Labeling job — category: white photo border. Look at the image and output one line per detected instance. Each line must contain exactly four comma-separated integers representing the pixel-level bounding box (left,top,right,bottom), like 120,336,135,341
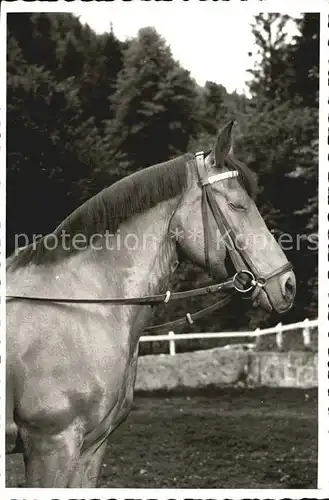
1,0,328,498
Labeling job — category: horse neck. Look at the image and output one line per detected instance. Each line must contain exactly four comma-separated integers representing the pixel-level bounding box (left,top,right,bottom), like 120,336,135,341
6,198,180,302
50,196,180,302
103,198,179,298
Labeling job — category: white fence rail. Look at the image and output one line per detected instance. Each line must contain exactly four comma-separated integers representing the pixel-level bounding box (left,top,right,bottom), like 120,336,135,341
139,318,318,356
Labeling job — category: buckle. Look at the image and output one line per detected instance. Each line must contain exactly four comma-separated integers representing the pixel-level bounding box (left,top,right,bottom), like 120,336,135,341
257,277,267,287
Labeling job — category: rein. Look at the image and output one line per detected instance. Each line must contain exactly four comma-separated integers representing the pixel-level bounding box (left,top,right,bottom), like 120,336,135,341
6,152,293,332
6,272,248,333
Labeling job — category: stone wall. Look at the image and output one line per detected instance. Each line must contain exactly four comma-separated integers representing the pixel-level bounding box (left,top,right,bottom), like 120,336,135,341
135,348,317,391
249,351,318,388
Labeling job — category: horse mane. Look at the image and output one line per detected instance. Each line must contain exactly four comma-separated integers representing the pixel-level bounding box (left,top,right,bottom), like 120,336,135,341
10,154,193,268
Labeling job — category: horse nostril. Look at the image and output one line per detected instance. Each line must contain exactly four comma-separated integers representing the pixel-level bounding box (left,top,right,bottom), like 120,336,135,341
284,277,295,301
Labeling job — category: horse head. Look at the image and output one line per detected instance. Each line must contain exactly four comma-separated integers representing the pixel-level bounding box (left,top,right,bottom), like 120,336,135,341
171,121,296,314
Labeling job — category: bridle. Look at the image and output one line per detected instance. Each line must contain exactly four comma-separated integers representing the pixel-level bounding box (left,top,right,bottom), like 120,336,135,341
194,151,293,308
6,152,293,332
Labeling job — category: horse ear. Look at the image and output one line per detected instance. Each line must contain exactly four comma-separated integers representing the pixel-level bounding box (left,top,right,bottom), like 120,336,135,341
211,121,235,166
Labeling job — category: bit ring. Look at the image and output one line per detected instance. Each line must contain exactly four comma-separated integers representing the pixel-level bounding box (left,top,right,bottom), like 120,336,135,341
233,270,256,293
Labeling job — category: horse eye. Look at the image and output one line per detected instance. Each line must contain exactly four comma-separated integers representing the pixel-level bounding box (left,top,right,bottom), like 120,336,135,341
228,202,246,212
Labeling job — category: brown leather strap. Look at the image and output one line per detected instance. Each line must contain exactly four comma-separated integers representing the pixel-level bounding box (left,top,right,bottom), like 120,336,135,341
143,290,237,333
195,151,246,274
6,276,236,305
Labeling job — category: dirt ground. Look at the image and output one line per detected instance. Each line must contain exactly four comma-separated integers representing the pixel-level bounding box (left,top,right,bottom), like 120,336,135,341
6,387,317,489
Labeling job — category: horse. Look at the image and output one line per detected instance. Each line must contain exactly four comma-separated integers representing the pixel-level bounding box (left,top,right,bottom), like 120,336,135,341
6,121,296,487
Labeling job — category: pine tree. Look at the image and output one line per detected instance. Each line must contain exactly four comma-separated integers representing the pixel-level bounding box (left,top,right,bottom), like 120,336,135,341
7,28,102,253
289,13,319,108
248,14,293,106
57,33,85,80
78,28,124,132
104,27,199,174
201,82,228,135
8,13,59,73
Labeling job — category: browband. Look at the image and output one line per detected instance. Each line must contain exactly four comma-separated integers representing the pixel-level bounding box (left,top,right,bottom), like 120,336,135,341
205,170,239,186
195,151,239,186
